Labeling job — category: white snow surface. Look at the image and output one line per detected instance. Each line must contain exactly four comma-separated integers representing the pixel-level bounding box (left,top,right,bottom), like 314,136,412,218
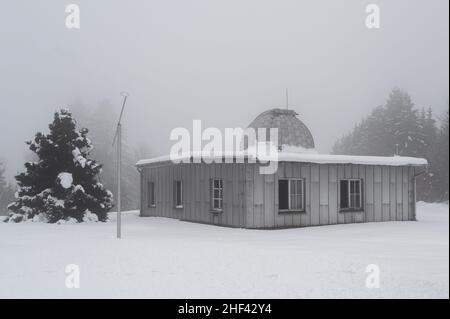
57,172,73,189
280,144,319,154
136,151,428,167
72,148,87,168
0,202,447,298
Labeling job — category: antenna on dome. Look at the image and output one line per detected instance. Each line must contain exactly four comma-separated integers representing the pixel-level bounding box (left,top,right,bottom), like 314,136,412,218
285,88,289,109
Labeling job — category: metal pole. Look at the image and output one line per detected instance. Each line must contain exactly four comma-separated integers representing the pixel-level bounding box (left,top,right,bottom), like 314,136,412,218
113,92,129,239
117,122,122,238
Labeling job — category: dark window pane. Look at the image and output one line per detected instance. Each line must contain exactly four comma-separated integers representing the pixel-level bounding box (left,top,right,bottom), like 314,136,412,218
151,183,155,205
147,182,155,207
176,181,182,206
147,183,150,207
290,180,300,195
213,179,223,189
291,194,301,210
340,180,348,209
350,194,357,208
279,179,289,210
354,194,360,208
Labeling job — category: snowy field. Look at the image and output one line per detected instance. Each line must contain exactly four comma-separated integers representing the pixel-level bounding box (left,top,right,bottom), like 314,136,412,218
0,202,448,299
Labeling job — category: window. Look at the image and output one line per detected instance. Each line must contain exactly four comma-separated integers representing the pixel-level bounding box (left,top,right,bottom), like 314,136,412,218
147,182,155,207
279,179,305,211
211,179,223,211
174,180,183,208
340,179,362,210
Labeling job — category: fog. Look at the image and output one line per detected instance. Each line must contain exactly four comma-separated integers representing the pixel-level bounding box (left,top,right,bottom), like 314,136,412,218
0,0,448,181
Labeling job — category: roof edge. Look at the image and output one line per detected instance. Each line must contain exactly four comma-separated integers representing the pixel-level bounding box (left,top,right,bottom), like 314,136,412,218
136,152,428,167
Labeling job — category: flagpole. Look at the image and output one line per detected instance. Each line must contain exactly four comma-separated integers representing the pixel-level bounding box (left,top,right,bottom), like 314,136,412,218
113,92,129,239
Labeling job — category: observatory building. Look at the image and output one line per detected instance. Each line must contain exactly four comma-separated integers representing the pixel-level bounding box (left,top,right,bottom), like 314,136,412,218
136,108,427,228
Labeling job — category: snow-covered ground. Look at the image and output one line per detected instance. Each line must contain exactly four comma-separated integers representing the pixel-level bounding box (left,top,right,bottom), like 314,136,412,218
0,202,448,298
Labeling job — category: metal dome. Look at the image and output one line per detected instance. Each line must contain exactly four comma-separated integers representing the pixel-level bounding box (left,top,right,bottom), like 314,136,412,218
248,108,315,150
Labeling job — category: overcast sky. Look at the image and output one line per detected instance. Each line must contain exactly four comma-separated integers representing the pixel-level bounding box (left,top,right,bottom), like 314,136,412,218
0,0,448,181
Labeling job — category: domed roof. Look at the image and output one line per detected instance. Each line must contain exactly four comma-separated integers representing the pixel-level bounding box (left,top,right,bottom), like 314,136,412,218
248,108,315,150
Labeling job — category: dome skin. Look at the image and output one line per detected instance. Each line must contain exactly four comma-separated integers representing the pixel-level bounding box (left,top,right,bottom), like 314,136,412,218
247,108,315,149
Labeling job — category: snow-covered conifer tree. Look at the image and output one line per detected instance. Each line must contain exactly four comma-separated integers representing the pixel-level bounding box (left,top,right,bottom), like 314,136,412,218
7,109,113,223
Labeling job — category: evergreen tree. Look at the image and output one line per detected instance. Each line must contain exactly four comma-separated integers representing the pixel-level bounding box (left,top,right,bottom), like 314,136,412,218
431,110,449,201
415,108,438,200
7,109,113,223
384,88,425,156
333,88,442,202
0,161,6,191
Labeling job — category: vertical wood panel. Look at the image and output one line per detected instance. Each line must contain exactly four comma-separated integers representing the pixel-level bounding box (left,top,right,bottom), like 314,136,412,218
374,166,382,222
396,167,403,220
402,166,409,221
245,163,254,228
358,165,367,222
264,170,275,228
343,165,352,223
240,164,246,227
337,165,345,224
389,166,396,221
150,168,155,216
187,164,193,221
409,167,416,221
231,164,239,226
292,163,302,227
319,165,329,225
329,164,338,224
284,162,294,227
253,164,264,227
301,163,311,227
365,166,374,222
382,166,390,221
275,163,285,227
310,164,320,226
224,164,231,226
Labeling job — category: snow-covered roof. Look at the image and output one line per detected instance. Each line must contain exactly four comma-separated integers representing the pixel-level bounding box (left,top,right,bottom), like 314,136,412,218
136,151,428,167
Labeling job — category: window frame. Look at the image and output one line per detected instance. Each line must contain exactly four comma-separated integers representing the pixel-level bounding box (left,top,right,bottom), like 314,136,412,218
174,180,183,209
339,178,363,211
147,181,156,208
278,178,305,213
211,178,223,212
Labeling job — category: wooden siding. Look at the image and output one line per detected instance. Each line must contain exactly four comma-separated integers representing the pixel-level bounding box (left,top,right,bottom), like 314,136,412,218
140,161,247,227
139,161,417,229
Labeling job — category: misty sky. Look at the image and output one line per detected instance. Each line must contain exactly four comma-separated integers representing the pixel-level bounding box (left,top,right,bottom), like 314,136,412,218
0,0,448,181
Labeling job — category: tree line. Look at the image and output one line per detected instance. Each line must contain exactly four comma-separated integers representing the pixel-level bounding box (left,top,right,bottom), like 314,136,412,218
333,88,449,202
